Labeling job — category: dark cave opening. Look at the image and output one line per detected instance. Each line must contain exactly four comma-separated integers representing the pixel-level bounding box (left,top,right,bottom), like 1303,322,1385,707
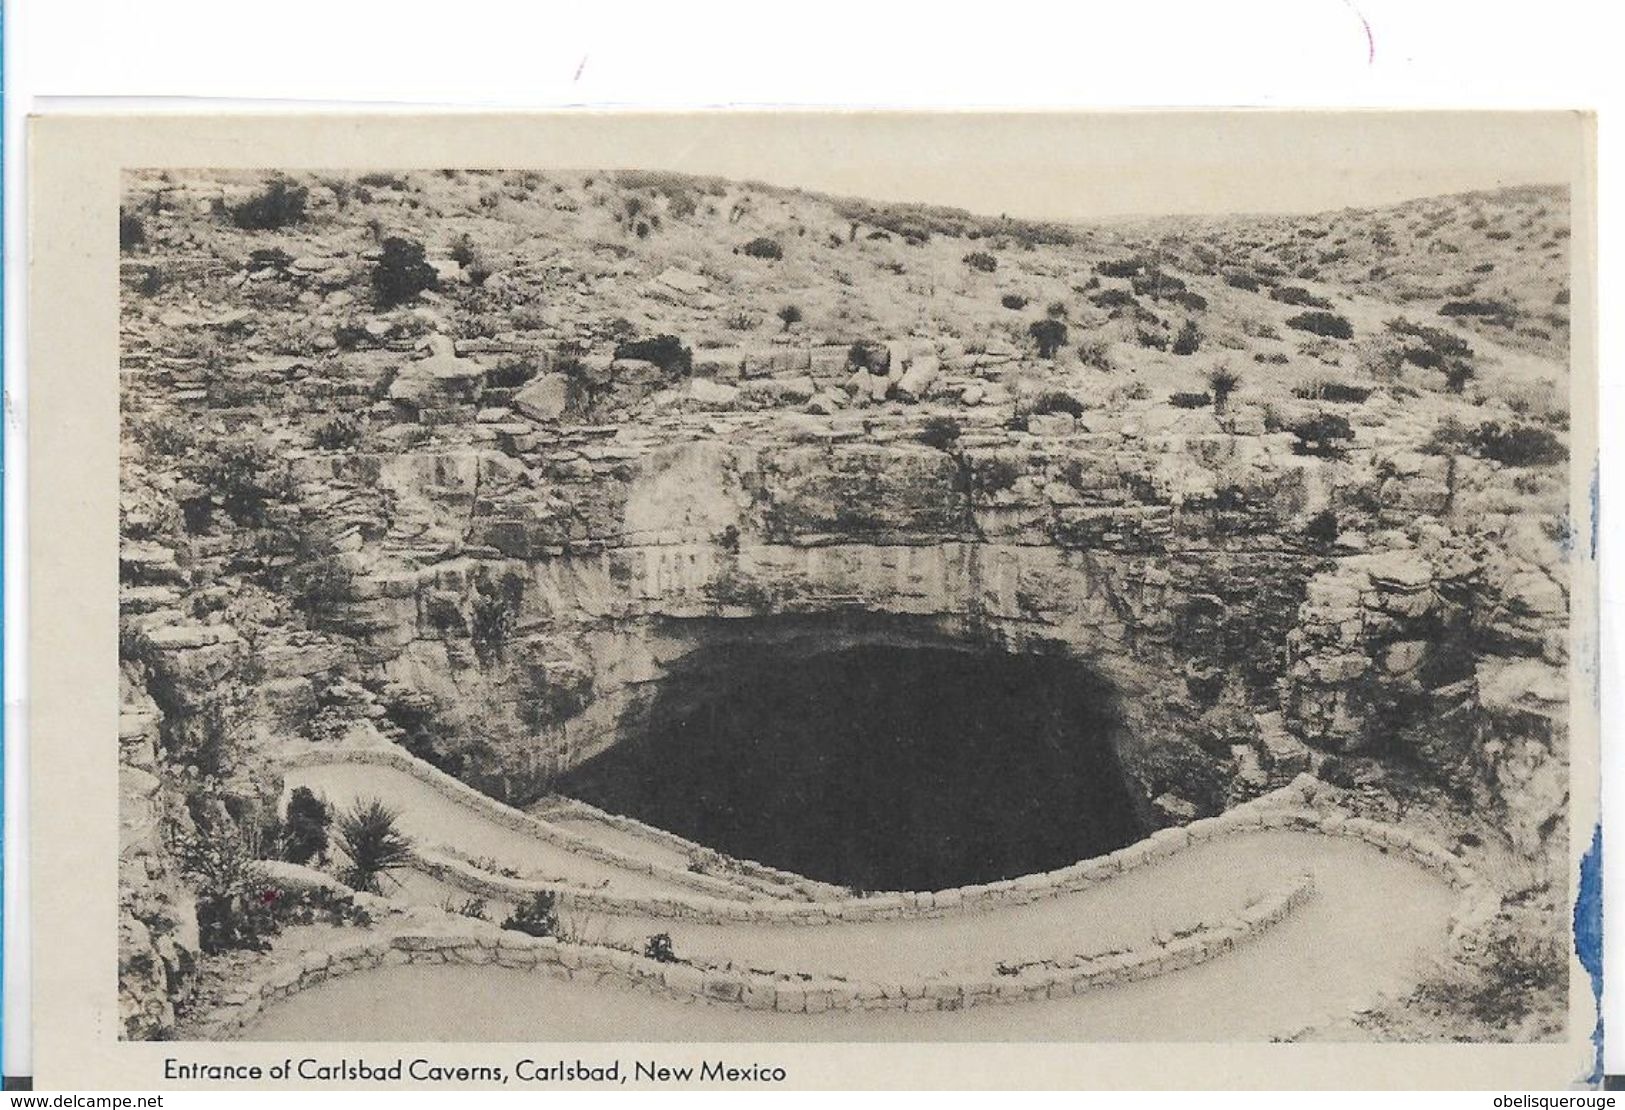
558,633,1150,893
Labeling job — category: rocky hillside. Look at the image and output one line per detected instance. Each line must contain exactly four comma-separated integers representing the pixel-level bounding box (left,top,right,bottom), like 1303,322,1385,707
117,169,1574,1039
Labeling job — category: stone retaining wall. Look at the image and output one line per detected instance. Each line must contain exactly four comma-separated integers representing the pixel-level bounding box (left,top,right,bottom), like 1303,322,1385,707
282,743,776,903
208,873,1316,1035
405,771,1487,929
531,796,850,901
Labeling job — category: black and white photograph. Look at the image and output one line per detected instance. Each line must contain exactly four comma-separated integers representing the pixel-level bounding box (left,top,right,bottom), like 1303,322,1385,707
96,114,1591,1059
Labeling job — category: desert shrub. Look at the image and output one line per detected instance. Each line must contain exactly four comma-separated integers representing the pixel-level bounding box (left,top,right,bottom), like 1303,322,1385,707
120,210,146,251
1096,257,1144,278
1207,367,1242,412
1387,317,1472,358
740,237,783,260
334,798,413,893
1287,412,1355,457
1463,422,1566,467
1131,269,1188,300
1077,339,1113,371
282,787,331,866
1304,508,1340,546
310,414,361,450
1285,311,1354,340
1415,913,1567,1030
176,816,279,955
642,932,678,964
1136,329,1168,351
1224,271,1260,291
230,178,309,231
1292,379,1373,404
1028,317,1069,358
1171,318,1203,356
777,304,803,331
1168,391,1211,410
962,250,997,272
1270,285,1332,309
1170,290,1208,313
1090,288,1137,311
724,311,759,331
501,891,560,938
486,361,537,389
614,334,693,378
372,237,438,308
1440,298,1514,320
1028,390,1085,418
194,438,288,526
1001,293,1029,310
440,896,489,920
133,266,164,297
917,415,962,451
846,342,881,372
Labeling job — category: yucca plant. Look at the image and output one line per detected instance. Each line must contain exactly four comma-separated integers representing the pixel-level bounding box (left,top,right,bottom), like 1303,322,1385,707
334,797,413,893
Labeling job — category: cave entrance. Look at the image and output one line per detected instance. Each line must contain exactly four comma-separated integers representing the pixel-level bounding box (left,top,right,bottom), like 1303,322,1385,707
558,625,1150,893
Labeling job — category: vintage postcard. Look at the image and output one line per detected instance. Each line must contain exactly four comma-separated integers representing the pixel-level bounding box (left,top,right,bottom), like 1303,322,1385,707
29,110,1597,1088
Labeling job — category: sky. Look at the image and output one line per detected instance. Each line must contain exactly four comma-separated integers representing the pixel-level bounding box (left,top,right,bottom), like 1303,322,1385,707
539,110,1587,222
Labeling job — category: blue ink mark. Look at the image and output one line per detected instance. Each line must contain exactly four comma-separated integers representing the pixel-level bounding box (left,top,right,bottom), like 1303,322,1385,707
1590,455,1600,561
1576,825,1602,1085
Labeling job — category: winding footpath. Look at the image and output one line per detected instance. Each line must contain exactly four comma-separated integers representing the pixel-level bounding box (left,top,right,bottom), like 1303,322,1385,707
243,746,1470,1041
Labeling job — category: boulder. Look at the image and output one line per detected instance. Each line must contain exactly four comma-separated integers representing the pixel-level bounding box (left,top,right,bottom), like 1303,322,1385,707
688,378,741,409
513,373,575,422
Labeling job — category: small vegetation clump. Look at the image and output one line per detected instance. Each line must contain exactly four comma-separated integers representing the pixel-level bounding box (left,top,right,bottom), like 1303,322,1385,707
962,250,998,272
1293,379,1373,404
120,210,147,251
1077,339,1113,371
1168,391,1211,410
1425,417,1565,467
501,891,561,938
1001,293,1029,311
917,415,962,451
1027,390,1086,419
230,178,309,231
740,237,783,260
1269,286,1332,309
1285,311,1354,340
1287,411,1356,457
614,334,693,378
310,414,362,450
642,932,679,963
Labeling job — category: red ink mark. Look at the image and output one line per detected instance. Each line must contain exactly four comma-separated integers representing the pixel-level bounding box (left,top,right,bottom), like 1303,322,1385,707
1343,0,1375,64
259,888,281,906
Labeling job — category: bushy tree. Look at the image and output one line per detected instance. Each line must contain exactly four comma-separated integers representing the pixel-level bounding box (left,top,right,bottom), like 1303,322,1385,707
372,237,438,308
282,787,331,866
1029,317,1069,358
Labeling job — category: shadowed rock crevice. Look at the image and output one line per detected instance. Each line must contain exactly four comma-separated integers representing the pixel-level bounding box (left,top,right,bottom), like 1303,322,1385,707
559,635,1149,892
